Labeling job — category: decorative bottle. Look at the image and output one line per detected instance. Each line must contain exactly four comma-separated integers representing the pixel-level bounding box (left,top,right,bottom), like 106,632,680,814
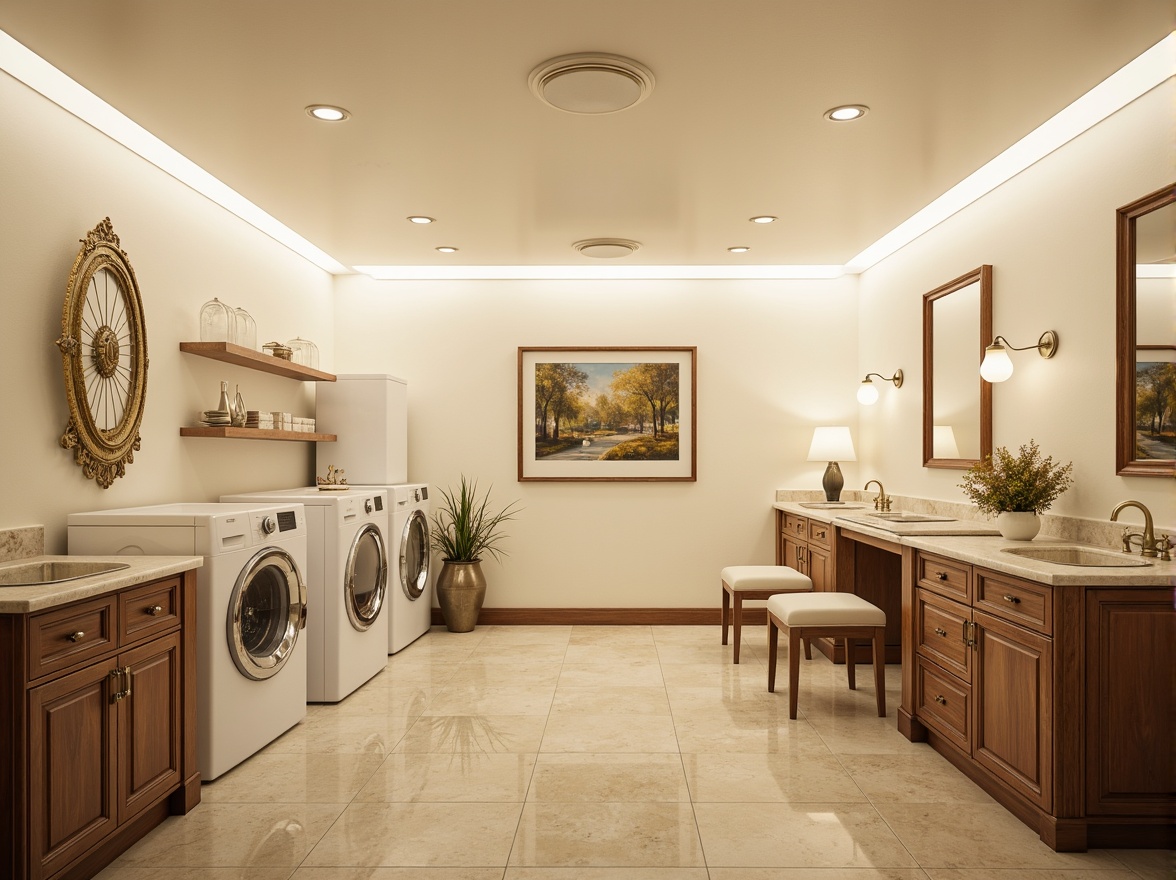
231,385,246,427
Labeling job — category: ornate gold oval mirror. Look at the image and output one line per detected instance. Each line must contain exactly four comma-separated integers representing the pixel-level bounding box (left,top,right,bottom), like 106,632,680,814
1116,184,1175,477
922,265,992,468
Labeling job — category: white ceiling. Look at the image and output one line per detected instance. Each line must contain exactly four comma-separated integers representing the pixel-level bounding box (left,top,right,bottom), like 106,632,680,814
1,1,1171,270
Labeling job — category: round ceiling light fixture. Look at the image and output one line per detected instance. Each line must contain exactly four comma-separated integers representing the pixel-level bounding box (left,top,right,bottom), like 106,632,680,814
435,246,458,253
749,215,777,224
529,53,655,115
824,104,869,122
406,216,435,224
573,238,642,258
305,104,351,122
728,246,751,253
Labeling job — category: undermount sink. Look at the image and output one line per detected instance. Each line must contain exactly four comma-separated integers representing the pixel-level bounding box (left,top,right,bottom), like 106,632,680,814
799,502,867,509
1001,546,1151,568
0,560,130,586
866,512,955,523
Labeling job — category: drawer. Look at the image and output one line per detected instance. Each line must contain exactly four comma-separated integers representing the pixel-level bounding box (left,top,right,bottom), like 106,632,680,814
28,594,117,680
120,577,181,644
784,514,808,539
916,657,971,752
975,570,1051,635
807,519,832,550
915,589,971,681
917,552,971,602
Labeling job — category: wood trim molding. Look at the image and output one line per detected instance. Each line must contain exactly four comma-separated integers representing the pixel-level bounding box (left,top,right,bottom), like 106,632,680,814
429,607,739,626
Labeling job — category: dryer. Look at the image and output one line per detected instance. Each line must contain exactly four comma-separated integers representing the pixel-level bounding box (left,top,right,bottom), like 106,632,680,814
67,502,308,781
352,483,433,652
221,487,389,701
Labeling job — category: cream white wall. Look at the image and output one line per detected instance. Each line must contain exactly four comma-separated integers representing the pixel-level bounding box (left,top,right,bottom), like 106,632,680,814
332,276,860,608
857,81,1175,530
0,72,333,552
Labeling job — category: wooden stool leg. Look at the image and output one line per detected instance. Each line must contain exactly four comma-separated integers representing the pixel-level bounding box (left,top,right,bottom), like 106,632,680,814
873,626,886,717
721,584,730,645
845,637,857,690
803,637,812,660
732,594,743,664
767,615,779,692
788,627,801,719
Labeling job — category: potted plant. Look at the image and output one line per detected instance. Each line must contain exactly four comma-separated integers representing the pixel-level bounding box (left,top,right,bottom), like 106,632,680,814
959,440,1074,540
430,476,521,632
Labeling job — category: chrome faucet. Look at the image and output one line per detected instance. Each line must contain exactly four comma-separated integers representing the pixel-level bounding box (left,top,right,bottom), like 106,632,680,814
864,480,892,512
1110,500,1168,560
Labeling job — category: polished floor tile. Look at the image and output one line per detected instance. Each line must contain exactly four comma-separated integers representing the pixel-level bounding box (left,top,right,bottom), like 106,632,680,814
96,625,1154,878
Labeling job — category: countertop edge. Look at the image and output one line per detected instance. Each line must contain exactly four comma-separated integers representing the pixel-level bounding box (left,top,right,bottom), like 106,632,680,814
0,556,204,613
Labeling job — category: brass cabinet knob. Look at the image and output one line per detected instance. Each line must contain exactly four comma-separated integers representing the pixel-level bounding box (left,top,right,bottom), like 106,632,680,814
68,631,85,642
936,571,948,581
146,604,163,615
934,694,947,705
1002,594,1021,604
934,627,948,637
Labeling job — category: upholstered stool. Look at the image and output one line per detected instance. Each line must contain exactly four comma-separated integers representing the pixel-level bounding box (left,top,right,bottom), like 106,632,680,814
721,565,813,663
766,592,886,720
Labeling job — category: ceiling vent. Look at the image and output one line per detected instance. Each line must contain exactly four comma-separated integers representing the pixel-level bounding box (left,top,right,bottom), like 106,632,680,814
573,238,642,258
529,53,655,114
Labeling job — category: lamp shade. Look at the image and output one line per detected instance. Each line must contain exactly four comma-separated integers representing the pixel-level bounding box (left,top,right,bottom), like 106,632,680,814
856,379,879,405
807,426,856,462
932,425,961,459
980,343,1014,382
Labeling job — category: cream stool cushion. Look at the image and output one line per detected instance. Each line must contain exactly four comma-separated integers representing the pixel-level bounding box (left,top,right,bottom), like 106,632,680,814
721,565,813,592
766,592,886,626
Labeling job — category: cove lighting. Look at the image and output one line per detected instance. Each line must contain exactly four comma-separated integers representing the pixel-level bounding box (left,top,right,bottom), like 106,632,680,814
0,29,349,274
845,32,1175,274
353,265,845,281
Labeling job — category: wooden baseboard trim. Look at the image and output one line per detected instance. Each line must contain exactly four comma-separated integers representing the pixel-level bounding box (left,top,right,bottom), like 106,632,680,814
430,607,744,626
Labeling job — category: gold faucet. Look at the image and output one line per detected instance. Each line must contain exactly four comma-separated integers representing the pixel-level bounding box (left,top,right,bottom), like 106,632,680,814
1110,500,1167,559
864,480,892,512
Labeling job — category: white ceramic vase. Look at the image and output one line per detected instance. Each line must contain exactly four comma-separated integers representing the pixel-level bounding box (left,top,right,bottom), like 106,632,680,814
997,511,1040,541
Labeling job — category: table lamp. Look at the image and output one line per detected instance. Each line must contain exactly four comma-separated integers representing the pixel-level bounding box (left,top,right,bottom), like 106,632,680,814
807,426,856,502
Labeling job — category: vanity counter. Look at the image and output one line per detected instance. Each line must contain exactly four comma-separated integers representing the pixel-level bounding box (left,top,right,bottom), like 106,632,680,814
0,555,203,613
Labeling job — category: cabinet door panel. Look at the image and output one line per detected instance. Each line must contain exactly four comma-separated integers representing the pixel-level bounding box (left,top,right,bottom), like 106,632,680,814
120,633,182,822
808,546,830,592
29,662,117,880
915,589,971,681
974,611,1052,810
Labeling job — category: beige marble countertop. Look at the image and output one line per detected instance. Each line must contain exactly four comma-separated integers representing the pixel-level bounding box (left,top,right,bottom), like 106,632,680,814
0,555,203,613
772,501,1175,586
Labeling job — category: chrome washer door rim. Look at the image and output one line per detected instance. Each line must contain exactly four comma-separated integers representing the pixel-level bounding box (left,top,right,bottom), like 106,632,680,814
345,522,387,631
400,508,431,601
226,546,305,681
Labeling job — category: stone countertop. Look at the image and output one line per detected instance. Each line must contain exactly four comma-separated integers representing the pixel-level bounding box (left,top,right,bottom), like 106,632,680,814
0,555,203,614
772,501,1175,586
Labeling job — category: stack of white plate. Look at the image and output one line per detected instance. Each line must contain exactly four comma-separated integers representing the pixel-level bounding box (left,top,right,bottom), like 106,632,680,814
200,409,231,426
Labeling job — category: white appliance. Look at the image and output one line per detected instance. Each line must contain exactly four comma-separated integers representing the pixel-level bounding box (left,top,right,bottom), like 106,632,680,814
67,502,309,781
315,374,408,485
221,487,390,702
352,483,433,652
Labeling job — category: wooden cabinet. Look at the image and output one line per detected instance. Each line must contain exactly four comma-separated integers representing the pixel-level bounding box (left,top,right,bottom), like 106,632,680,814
1,571,198,880
778,513,830,590
903,551,1174,851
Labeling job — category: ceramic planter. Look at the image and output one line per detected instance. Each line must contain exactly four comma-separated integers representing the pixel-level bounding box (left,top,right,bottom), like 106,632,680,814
435,559,487,632
996,511,1040,541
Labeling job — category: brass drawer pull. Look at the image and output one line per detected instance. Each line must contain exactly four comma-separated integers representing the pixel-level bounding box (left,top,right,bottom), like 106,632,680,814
935,571,948,581
146,604,164,616
68,631,85,643
934,627,948,637
110,668,124,702
934,694,947,705
814,529,826,539
1002,594,1021,604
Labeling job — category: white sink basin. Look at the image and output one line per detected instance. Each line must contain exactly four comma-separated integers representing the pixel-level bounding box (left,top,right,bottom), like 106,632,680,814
866,512,955,523
0,560,130,586
1001,546,1151,568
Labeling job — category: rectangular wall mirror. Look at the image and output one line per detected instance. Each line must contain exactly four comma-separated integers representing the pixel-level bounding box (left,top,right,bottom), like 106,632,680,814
1116,183,1176,477
922,265,992,469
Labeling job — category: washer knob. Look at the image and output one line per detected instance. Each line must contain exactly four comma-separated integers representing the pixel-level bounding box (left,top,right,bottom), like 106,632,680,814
261,515,277,535
364,499,374,514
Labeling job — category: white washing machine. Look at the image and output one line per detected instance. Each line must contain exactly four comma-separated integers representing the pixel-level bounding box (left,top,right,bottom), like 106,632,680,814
352,483,433,653
67,502,308,781
221,487,390,701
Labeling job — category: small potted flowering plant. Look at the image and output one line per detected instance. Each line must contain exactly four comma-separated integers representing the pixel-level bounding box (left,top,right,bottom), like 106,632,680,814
959,440,1074,540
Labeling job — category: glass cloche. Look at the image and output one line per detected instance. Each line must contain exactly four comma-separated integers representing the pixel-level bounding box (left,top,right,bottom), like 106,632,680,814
234,308,257,350
199,297,236,343
287,337,319,369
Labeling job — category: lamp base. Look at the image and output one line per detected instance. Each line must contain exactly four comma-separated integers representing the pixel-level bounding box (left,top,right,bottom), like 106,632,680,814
822,461,844,502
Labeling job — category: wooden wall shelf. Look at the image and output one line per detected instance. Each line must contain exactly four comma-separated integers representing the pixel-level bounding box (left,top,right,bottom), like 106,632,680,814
178,342,336,382
180,427,336,442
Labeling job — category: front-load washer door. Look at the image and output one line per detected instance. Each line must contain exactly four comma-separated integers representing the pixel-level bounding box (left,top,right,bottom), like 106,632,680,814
227,546,307,681
400,508,431,601
345,523,387,631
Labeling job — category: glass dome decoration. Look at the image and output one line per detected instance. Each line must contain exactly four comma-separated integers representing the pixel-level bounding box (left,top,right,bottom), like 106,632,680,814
199,297,236,343
287,337,319,369
234,307,257,350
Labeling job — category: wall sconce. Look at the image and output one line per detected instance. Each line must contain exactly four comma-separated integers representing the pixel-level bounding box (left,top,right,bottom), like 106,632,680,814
856,369,903,405
980,331,1059,382
806,426,857,502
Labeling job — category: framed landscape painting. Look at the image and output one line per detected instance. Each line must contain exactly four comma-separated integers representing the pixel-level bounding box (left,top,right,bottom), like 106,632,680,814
518,346,697,481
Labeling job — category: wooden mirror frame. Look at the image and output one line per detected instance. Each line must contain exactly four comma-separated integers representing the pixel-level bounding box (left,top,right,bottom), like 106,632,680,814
922,265,992,469
1116,183,1176,478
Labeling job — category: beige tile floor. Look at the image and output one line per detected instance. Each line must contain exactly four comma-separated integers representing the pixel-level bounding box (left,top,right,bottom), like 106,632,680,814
98,625,1171,880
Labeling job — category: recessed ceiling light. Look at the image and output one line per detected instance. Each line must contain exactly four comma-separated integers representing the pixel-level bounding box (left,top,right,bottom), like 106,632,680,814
305,104,350,122
406,216,435,224
435,246,458,253
572,238,641,258
824,104,869,122
749,215,777,224
529,53,655,115
728,246,751,253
